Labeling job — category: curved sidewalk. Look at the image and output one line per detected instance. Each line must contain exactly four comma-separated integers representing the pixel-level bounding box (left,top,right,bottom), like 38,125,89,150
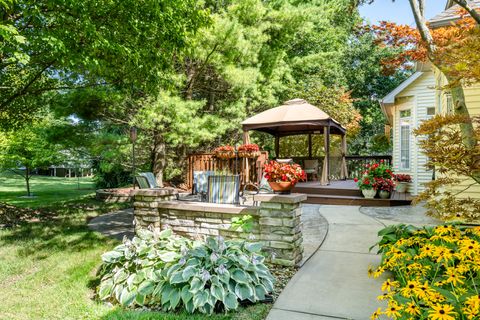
267,205,389,320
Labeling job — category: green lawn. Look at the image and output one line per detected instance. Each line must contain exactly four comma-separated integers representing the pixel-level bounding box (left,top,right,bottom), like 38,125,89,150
0,172,96,207
0,175,272,320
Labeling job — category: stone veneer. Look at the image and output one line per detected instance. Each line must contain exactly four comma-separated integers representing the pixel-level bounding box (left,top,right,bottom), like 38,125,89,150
133,188,306,266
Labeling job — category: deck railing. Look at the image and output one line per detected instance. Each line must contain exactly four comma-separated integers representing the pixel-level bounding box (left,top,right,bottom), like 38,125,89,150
186,153,391,189
186,152,269,190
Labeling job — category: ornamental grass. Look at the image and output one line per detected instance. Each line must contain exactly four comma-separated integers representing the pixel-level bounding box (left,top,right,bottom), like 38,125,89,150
370,224,480,320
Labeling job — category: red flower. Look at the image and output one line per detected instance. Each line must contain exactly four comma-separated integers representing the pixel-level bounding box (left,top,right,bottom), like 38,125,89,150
354,178,359,182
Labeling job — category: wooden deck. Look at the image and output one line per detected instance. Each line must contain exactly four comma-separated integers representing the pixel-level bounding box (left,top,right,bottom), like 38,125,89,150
293,180,413,207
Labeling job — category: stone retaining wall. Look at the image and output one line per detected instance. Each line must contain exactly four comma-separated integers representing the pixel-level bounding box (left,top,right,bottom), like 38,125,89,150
133,189,306,266
96,189,133,203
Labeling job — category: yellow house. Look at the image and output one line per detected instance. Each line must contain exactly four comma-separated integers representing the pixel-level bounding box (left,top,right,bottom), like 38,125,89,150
380,0,480,197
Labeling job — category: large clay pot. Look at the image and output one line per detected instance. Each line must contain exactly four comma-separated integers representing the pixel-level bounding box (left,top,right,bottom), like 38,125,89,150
396,182,408,193
379,190,391,199
268,181,295,194
362,189,377,199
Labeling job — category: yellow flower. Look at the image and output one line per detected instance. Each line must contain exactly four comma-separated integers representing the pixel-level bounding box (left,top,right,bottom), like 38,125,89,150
405,301,421,316
385,301,402,319
416,281,435,300
444,267,465,286
466,295,480,309
371,307,382,320
381,279,399,292
401,280,420,298
428,304,456,320
463,305,479,320
458,239,480,258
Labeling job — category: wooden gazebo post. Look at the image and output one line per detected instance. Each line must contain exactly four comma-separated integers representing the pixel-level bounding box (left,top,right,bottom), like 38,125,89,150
274,136,280,158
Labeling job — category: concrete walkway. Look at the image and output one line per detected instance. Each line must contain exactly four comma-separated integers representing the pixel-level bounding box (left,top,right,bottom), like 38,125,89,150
268,205,390,320
88,208,134,240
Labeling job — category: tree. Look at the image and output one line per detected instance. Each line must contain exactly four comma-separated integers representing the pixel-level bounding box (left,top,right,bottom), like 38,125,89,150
413,115,480,221
0,0,209,128
0,121,64,196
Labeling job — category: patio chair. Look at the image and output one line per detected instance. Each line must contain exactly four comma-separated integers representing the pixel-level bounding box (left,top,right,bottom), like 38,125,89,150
193,170,215,201
139,172,159,188
135,175,151,189
207,175,240,204
304,159,319,182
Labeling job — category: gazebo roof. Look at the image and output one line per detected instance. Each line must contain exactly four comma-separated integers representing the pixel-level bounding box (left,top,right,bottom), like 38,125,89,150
241,98,346,136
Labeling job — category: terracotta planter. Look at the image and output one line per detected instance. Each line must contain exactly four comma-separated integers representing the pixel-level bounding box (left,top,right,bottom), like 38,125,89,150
396,182,408,193
238,151,260,158
268,181,295,194
361,189,376,199
379,190,391,199
215,151,236,160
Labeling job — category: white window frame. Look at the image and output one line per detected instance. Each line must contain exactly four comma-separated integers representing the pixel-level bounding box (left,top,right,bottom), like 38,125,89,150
399,108,411,170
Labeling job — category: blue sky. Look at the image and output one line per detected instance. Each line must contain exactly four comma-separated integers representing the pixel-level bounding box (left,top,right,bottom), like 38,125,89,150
359,1,447,25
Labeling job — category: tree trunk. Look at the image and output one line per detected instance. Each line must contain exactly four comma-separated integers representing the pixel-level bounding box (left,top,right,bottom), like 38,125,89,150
151,130,166,187
447,77,477,149
25,167,31,197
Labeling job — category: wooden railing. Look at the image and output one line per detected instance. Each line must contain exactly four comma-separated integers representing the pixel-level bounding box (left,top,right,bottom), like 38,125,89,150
186,153,391,189
345,155,392,179
186,152,269,190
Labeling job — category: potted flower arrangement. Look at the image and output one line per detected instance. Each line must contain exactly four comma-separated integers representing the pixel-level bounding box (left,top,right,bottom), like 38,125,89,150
354,176,376,199
374,177,396,199
213,145,235,160
263,161,306,194
394,174,411,193
355,160,395,199
237,143,260,158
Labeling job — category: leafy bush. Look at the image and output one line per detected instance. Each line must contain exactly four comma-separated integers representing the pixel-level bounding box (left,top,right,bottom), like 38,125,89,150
370,224,480,319
96,228,275,314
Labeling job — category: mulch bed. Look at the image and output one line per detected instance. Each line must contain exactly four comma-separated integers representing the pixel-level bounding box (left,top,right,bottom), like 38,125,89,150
269,264,298,300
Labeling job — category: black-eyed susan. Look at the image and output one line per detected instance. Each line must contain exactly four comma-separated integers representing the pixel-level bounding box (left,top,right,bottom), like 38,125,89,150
381,279,399,292
385,301,402,319
428,303,456,320
370,307,382,320
401,280,420,298
405,301,421,316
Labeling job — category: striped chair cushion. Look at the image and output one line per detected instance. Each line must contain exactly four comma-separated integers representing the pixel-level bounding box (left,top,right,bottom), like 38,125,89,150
193,171,215,195
207,175,240,204
135,176,151,189
140,172,158,188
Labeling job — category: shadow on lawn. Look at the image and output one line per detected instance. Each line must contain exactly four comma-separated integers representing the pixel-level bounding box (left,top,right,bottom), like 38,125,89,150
0,218,117,259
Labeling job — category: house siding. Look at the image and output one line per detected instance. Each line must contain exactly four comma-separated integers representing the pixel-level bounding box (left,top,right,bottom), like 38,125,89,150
392,71,436,195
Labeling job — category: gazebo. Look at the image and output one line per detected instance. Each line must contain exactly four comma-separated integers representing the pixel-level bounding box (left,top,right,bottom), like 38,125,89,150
241,98,348,185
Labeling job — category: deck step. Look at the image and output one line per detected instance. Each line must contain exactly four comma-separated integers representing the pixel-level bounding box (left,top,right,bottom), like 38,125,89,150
293,186,362,197
303,194,412,207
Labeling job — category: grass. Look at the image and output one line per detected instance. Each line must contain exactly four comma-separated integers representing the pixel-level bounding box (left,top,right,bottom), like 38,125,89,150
0,175,272,320
0,172,96,207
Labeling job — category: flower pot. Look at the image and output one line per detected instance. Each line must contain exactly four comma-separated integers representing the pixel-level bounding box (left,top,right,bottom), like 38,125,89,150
378,190,391,199
268,181,295,194
215,151,236,160
396,182,408,193
238,151,260,158
362,189,376,199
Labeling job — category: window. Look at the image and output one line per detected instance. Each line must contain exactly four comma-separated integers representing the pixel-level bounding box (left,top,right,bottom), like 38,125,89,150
427,107,435,116
400,109,411,118
446,94,453,114
400,109,411,170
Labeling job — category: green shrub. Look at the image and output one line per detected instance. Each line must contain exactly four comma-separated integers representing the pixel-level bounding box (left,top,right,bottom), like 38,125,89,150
96,228,275,314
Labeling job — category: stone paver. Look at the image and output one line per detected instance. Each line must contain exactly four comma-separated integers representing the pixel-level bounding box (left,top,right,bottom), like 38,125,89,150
88,208,134,240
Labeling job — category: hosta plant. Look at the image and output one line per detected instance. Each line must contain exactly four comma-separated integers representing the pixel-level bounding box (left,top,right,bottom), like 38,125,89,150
96,228,275,314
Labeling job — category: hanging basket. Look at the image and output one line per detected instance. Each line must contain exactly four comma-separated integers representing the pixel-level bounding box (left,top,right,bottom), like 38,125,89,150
238,151,261,158
215,151,236,160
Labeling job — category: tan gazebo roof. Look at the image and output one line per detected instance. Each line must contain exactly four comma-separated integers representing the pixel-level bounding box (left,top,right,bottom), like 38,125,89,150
241,98,345,136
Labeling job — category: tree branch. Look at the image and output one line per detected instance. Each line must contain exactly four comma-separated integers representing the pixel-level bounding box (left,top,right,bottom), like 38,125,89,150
408,0,436,60
452,0,480,24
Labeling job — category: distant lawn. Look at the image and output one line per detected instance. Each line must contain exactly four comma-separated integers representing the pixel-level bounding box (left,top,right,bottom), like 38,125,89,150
0,176,272,320
0,172,95,207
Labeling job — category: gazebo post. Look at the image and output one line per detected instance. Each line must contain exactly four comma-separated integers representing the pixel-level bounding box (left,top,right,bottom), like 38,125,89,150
308,133,312,159
274,136,280,158
326,124,330,181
